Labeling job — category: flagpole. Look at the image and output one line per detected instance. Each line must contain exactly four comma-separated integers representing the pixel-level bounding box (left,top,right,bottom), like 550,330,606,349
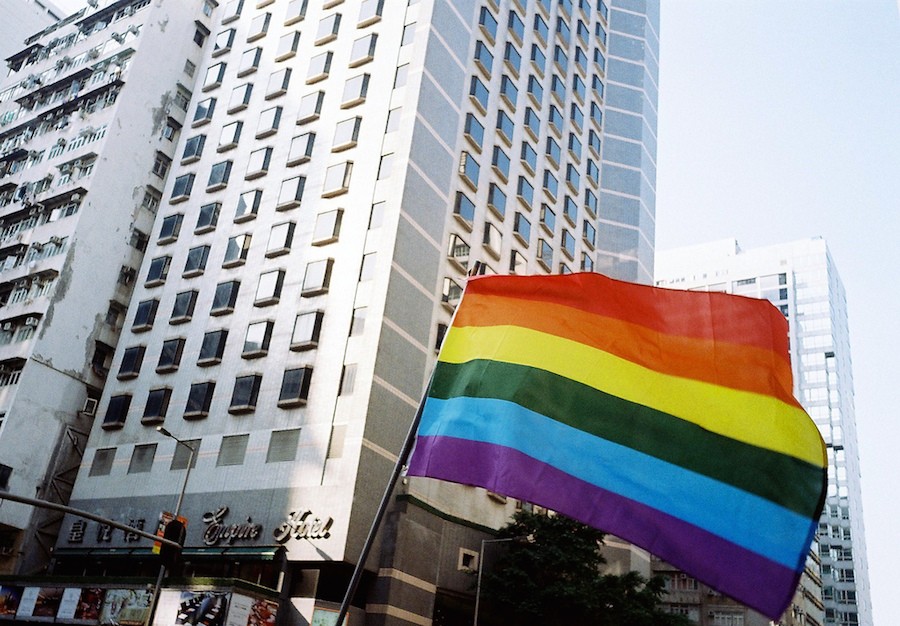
332,265,480,625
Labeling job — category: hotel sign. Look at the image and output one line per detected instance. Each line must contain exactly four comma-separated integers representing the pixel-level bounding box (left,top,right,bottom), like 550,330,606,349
273,510,333,543
201,507,263,546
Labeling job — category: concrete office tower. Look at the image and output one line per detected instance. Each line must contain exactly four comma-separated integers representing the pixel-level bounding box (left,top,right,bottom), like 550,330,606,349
0,0,214,574
656,238,871,626
59,0,660,623
0,0,65,62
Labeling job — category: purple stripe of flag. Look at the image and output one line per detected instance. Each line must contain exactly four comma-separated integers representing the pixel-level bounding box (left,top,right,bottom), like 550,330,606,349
407,435,800,620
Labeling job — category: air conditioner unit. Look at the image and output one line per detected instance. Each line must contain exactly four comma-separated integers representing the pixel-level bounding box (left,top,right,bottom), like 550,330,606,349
79,126,95,137
111,32,125,44
31,243,43,252
82,397,99,416
1,323,12,332
49,236,63,245
71,193,82,201
87,48,100,59
24,317,38,327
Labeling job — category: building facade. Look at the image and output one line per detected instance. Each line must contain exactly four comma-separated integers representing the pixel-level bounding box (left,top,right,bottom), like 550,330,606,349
36,0,661,624
0,0,214,574
0,0,64,62
655,238,871,626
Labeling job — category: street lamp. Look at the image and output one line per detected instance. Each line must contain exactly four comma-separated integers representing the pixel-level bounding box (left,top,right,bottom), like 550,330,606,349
473,534,533,626
147,427,196,626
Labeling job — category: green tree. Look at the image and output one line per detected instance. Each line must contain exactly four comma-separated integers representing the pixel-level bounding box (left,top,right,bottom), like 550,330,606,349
478,510,693,626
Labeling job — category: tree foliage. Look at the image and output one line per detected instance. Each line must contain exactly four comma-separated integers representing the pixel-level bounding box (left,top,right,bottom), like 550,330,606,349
478,510,693,626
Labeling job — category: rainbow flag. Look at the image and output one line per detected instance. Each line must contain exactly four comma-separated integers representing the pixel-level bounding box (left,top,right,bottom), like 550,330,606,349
406,273,827,619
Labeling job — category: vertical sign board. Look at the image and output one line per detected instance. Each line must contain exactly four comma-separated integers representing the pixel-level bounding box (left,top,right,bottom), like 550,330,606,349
153,512,187,555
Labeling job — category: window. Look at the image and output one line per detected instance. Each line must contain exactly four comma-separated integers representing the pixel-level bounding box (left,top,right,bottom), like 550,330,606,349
267,221,295,257
474,41,493,77
211,280,240,315
90,448,116,476
504,42,522,76
581,252,594,272
297,91,325,123
128,444,157,474
386,108,401,132
401,22,416,45
540,203,555,233
588,129,601,155
157,338,185,373
170,290,198,323
312,209,343,245
228,83,253,113
196,202,221,233
235,189,262,222
213,28,235,55
229,375,262,414
564,194,578,223
307,51,333,82
182,135,205,163
117,346,145,380
591,74,604,99
279,367,313,408
203,62,226,90
572,74,586,102
488,184,507,219
247,12,271,41
185,381,215,419
525,75,544,108
442,278,462,307
102,394,131,429
338,363,357,395
152,153,171,178
142,188,162,213
553,45,568,74
238,47,263,76
323,162,352,197
521,141,537,173
496,110,514,144
278,175,306,208
132,299,159,331
575,47,588,74
454,191,476,226
246,147,273,178
142,388,172,424
516,176,535,208
222,0,243,23
316,13,342,44
218,121,242,151
302,258,334,296
570,102,585,131
568,133,583,161
342,73,370,107
170,174,194,202
499,75,518,109
267,429,302,461
590,101,602,127
358,0,384,26
583,220,596,247
259,26,288,56
586,159,599,185
555,17,570,45
514,212,531,245
146,256,171,286
183,245,210,277
585,188,598,216
377,153,394,179
492,146,511,181
566,163,581,190
508,10,525,42
470,76,489,112
170,438,200,470
199,329,228,365
561,229,575,258
531,44,546,75
463,114,485,151
533,14,549,44
193,98,216,126
285,0,307,25
158,214,183,244
255,269,285,306
478,7,498,41
223,233,252,268
524,108,540,140
217,434,249,466
350,33,377,67
291,310,324,350
459,152,479,189
266,68,291,98
393,64,409,89
483,221,502,258
546,136,561,166
243,320,274,357
538,238,553,270
257,106,282,137
350,306,367,335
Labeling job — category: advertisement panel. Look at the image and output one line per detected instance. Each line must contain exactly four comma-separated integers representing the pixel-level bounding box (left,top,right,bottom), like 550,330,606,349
0,586,22,618
98,589,153,626
16,587,63,621
57,588,105,624
224,594,277,626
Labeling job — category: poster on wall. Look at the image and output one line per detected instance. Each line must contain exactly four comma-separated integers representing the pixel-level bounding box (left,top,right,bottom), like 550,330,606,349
174,591,230,626
310,608,346,626
57,588,105,624
0,586,22,619
16,587,63,621
99,589,153,626
224,594,277,626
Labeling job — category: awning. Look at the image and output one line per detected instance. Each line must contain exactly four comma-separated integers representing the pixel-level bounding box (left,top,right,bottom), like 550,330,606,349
53,545,284,561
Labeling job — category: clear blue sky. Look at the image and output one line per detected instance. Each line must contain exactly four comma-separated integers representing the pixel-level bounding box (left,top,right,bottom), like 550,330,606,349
49,0,900,621
657,2,900,622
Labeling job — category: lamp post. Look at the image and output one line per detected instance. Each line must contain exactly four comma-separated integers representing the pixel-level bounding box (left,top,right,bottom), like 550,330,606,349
473,534,533,626
147,427,196,626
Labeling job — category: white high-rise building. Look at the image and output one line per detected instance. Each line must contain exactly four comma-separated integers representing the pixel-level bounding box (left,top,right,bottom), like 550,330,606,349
46,0,660,623
656,238,872,626
0,0,214,574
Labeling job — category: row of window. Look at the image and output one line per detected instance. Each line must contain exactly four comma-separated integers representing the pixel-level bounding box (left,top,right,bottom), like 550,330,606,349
103,365,314,429
89,426,302,477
